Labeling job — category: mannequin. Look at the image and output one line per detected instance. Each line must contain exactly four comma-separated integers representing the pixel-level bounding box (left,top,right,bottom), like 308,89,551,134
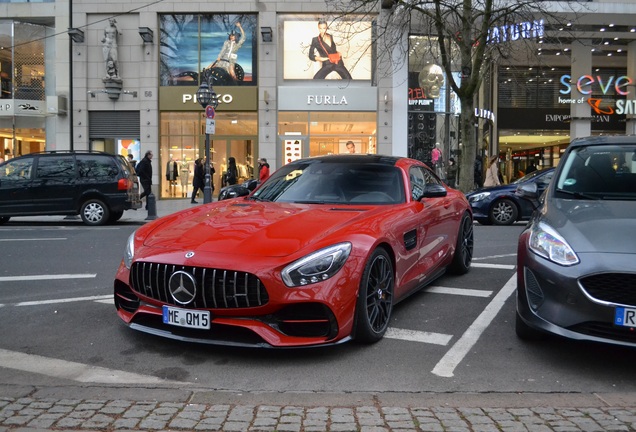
180,159,191,198
165,155,179,197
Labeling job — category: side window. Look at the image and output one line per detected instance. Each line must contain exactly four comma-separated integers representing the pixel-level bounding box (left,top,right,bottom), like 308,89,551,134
0,158,34,181
77,156,118,178
35,157,75,179
409,166,441,200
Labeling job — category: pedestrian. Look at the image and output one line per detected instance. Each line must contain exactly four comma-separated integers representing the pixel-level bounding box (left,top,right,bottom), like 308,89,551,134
483,155,501,187
127,153,137,169
474,155,483,189
225,157,238,186
446,157,458,188
136,150,153,208
258,158,270,183
526,161,537,174
431,143,444,178
191,158,204,204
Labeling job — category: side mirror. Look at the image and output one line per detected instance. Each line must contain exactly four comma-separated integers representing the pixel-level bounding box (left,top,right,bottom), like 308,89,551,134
419,183,447,200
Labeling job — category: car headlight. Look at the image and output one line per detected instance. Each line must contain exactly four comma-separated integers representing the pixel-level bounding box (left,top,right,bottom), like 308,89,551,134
282,242,352,287
468,191,490,203
528,222,579,266
123,231,136,269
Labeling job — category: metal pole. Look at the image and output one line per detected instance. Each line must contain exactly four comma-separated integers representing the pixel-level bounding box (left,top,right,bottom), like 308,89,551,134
204,131,212,203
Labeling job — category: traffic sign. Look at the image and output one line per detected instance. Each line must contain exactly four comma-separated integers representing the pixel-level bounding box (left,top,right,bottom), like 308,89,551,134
205,105,215,119
206,118,216,134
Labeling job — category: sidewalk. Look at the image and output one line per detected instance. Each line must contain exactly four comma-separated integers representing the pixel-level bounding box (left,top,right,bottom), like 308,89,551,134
2,385,636,432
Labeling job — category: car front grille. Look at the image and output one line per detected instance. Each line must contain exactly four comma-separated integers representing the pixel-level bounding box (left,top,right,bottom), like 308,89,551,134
580,273,636,307
130,262,269,309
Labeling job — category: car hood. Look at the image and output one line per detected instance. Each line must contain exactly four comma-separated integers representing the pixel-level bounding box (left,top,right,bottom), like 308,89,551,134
541,198,636,254
141,200,381,257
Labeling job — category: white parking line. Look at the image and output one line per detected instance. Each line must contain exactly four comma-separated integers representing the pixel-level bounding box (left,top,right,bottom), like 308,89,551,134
0,238,67,242
427,286,492,297
0,274,96,282
385,328,452,345
471,263,516,270
0,348,188,384
15,295,111,307
431,273,517,377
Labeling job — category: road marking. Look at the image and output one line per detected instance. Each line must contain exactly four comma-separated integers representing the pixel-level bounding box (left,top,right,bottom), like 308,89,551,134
0,348,188,384
15,295,111,307
472,263,516,270
431,273,517,377
427,286,492,297
0,238,66,242
473,253,516,261
385,328,452,345
0,274,96,282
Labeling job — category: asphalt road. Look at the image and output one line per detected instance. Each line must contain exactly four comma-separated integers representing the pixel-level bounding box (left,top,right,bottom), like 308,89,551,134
2,218,636,397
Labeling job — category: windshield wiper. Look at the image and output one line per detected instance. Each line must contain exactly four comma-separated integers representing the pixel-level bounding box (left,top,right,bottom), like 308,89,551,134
555,188,600,200
293,200,327,204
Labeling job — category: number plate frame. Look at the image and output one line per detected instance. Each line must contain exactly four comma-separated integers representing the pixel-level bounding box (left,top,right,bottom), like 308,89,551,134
162,305,211,330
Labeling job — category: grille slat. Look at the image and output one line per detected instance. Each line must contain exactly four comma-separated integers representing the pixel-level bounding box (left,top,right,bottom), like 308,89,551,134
580,273,636,306
130,262,269,309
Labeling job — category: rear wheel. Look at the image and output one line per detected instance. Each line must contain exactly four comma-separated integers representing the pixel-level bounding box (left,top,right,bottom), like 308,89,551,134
354,248,394,343
80,199,110,226
489,199,518,225
0,216,10,225
448,212,473,274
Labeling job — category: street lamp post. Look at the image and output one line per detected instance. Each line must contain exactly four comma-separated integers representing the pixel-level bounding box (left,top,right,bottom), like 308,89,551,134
196,80,218,204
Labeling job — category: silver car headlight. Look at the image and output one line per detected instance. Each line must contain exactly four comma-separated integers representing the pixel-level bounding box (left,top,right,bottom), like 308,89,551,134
123,231,136,269
469,191,490,203
529,222,579,266
282,242,352,287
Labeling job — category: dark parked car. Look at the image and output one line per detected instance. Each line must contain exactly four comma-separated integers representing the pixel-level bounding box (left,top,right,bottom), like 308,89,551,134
217,178,258,201
516,135,636,347
0,151,141,225
466,168,554,225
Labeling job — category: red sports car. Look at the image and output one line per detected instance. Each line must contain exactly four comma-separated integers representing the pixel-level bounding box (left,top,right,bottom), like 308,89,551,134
114,155,473,348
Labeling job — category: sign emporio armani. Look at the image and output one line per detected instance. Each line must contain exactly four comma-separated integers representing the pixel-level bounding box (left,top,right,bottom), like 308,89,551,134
168,271,197,305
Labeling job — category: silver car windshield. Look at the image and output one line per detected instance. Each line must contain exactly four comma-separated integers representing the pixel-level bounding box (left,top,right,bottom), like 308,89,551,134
556,144,636,200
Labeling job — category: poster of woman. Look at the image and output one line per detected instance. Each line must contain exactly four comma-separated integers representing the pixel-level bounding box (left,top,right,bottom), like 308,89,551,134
283,17,373,81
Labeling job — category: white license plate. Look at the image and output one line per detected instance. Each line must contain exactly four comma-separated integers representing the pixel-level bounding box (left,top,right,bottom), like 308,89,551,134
614,307,636,327
162,306,210,330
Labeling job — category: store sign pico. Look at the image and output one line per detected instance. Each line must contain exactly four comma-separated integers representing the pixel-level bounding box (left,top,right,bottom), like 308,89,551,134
558,74,636,115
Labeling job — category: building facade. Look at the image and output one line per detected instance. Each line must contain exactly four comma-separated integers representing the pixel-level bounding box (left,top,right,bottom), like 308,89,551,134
2,0,636,196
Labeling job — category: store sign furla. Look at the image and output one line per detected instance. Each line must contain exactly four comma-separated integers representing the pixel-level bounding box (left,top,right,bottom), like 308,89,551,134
306,95,348,106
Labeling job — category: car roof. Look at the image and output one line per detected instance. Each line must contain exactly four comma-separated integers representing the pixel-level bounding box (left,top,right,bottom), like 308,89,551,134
570,135,636,148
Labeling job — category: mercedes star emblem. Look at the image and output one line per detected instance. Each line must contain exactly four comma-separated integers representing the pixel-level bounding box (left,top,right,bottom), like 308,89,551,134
168,271,197,305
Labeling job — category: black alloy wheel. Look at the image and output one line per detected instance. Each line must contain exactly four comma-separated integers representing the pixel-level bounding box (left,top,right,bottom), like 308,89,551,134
449,212,474,274
354,248,394,343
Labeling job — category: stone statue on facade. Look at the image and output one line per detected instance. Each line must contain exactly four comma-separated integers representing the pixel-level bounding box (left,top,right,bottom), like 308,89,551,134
101,18,122,83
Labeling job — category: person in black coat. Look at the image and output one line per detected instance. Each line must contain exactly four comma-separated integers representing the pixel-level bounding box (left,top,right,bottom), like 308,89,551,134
225,157,238,186
135,150,153,206
308,20,352,80
191,158,204,204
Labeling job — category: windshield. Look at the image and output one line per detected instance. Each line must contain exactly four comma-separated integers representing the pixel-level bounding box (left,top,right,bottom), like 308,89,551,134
251,160,405,204
555,144,636,200
512,168,550,184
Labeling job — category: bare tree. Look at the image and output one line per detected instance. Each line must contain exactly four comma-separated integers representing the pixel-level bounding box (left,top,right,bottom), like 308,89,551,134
326,0,586,191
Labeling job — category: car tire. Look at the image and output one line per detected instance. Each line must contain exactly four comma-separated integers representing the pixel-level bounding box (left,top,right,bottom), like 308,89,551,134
108,210,124,223
80,199,110,226
0,216,10,225
515,312,545,340
354,248,394,343
489,199,518,225
448,212,473,274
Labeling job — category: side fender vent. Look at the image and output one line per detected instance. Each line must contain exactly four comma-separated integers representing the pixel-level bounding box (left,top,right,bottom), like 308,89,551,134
403,229,417,251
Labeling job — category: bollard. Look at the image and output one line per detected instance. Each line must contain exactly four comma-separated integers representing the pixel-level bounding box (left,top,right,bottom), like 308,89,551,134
145,193,158,220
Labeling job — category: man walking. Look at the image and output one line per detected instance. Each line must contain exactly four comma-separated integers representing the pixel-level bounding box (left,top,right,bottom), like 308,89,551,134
136,150,153,208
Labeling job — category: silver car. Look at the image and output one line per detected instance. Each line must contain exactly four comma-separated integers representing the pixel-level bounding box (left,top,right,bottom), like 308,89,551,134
516,135,636,347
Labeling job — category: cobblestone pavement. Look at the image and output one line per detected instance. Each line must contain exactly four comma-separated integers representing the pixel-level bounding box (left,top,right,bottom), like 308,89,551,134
2,391,636,432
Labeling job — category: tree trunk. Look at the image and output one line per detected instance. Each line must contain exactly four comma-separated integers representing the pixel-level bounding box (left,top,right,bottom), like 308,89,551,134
457,95,476,192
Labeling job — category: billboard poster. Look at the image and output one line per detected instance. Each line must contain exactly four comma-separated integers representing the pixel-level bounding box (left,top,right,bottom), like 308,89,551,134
159,14,258,87
118,139,140,160
283,17,373,81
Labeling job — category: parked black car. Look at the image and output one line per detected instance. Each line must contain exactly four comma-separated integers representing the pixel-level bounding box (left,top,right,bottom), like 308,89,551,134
218,178,258,201
516,135,636,347
0,151,141,225
465,168,554,225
